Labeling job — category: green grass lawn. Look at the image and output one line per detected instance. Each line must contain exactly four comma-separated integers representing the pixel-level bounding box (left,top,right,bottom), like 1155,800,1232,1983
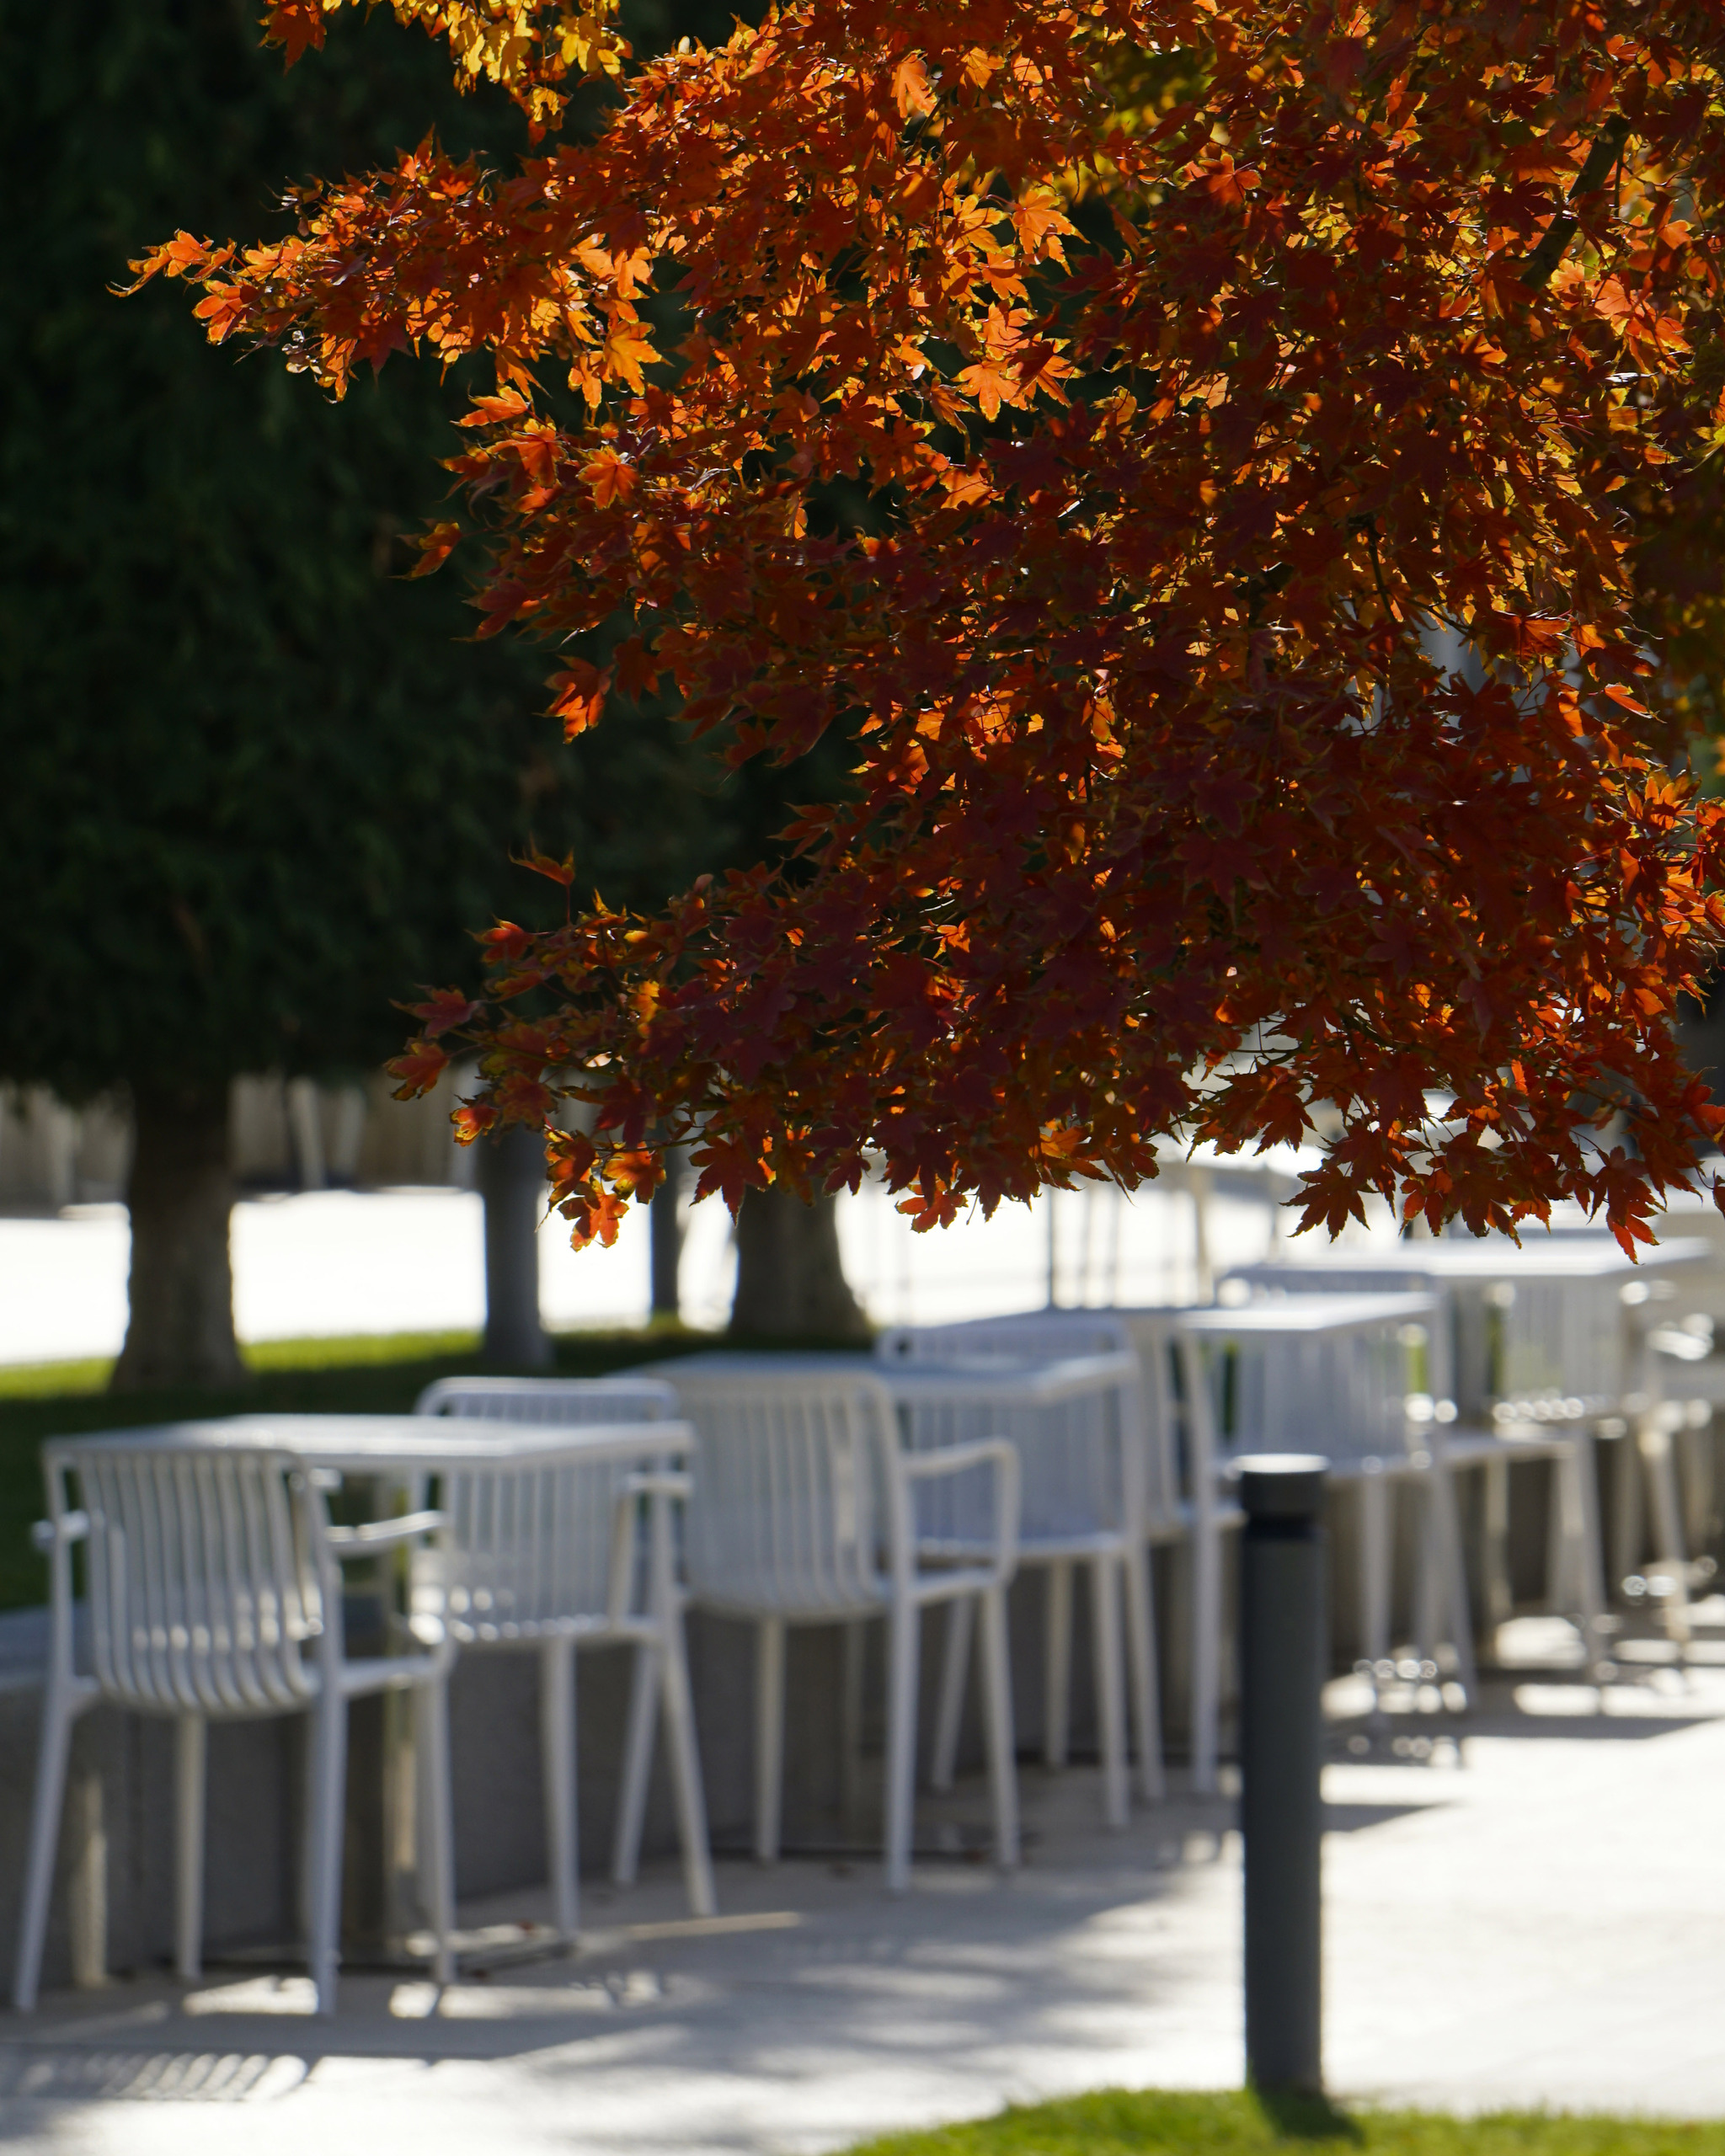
842,2091,1725,2156
0,1326,724,1614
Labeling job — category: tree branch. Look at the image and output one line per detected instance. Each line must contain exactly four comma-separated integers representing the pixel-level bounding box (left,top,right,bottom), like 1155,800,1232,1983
1524,115,1632,291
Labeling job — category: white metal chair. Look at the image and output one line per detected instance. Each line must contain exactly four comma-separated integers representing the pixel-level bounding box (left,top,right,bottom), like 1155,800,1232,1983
14,1435,454,2016
414,1377,713,1933
1222,1246,1706,1669
876,1318,1167,1817
1495,1262,1701,1636
664,1364,1020,1892
1176,1294,1477,1709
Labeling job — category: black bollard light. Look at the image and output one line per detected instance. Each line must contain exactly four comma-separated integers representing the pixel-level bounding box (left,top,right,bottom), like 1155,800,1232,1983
1237,1453,1329,2097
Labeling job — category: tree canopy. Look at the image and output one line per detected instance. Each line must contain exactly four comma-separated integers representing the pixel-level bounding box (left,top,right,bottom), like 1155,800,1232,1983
147,0,1725,1255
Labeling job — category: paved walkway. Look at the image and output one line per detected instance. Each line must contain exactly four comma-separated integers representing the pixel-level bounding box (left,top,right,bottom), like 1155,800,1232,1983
0,1175,1286,1365
3,1650,1725,2153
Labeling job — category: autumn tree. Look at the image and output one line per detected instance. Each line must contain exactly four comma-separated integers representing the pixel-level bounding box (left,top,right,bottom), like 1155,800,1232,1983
150,0,1725,1258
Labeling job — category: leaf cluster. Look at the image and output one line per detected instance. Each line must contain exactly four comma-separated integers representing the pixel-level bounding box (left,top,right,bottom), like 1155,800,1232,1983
151,0,1725,1251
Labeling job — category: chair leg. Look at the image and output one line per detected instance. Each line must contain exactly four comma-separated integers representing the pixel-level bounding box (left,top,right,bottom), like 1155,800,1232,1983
540,1636,579,1940
1482,1456,1513,1636
1359,1470,1391,1703
1043,1559,1072,1768
657,1622,717,1919
1642,1416,1693,1652
174,1716,206,1983
883,1600,921,1894
1611,1423,1643,1598
931,1594,974,1793
1680,1414,1715,1559
611,1641,658,1887
1428,1470,1477,1700
415,1678,457,1984
977,1588,1019,1870
1560,1434,1610,1678
1412,1500,1441,1675
13,1681,80,2013
754,1618,786,1864
1090,1555,1129,1829
307,1682,348,2016
1124,1545,1165,1804
840,1620,866,1833
1189,1514,1222,1796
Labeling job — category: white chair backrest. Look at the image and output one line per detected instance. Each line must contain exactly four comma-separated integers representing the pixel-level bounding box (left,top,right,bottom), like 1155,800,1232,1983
415,1375,678,1423
1219,1263,1455,1401
878,1313,1181,1534
667,1370,901,1618
438,1430,688,1637
1222,1259,1642,1412
52,1442,321,1716
1496,1278,1628,1410
895,1372,1133,1550
1177,1301,1430,1471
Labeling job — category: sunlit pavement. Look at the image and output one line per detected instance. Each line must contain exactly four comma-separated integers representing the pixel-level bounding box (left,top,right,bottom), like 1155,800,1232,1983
0,1175,1286,1366
6,1640,1725,2153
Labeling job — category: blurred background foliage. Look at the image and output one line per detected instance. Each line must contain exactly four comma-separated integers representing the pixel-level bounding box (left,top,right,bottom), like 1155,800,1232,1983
0,0,809,1111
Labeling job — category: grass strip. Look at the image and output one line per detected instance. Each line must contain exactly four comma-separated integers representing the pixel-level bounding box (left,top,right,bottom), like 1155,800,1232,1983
842,2090,1725,2156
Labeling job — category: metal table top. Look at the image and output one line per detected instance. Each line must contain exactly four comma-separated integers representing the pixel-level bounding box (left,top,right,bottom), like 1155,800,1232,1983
43,1412,695,1473
644,1348,1140,1404
1176,1292,1439,1337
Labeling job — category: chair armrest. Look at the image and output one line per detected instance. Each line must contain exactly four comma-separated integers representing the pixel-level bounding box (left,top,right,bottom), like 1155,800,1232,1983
31,1513,88,1554
626,1470,693,1499
325,1509,445,1556
901,1438,1015,1483
903,1438,1020,1588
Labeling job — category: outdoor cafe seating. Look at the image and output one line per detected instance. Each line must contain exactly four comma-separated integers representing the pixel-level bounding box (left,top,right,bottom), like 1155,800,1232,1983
655,1358,1021,1892
12,1408,712,2015
1224,1233,1717,1661
11,1219,1723,2014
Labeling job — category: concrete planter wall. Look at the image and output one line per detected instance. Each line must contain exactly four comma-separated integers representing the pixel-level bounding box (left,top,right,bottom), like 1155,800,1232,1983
0,1565,1193,1998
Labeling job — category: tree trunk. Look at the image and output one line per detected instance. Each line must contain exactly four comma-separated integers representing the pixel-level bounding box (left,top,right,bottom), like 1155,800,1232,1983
478,1124,553,1369
729,1187,870,1342
111,1081,245,1391
649,1148,683,1322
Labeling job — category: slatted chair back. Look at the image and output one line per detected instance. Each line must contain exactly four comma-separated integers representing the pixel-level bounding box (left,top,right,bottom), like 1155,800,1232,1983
51,1441,321,1717
1223,1257,1652,1416
1497,1278,1629,1412
1177,1296,1435,1474
415,1375,678,1424
415,1376,686,1635
877,1314,1179,1540
1220,1263,1456,1401
435,1435,687,1641
899,1375,1130,1556
668,1369,900,1620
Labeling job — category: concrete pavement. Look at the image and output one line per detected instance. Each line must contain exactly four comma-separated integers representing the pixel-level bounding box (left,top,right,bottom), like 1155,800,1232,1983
3,1644,1724,2153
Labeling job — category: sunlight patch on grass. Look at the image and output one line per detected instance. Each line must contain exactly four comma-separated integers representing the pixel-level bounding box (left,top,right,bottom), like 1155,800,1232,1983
0,1358,114,1399
0,1330,486,1398
244,1329,482,1372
